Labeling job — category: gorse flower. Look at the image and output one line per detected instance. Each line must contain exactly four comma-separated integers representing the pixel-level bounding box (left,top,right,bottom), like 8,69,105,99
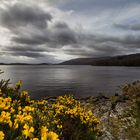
46,131,59,140
0,80,99,140
41,126,59,140
15,80,23,90
23,106,34,113
0,131,4,140
41,126,48,140
0,111,12,127
0,97,11,110
14,113,33,126
22,124,34,138
21,91,28,97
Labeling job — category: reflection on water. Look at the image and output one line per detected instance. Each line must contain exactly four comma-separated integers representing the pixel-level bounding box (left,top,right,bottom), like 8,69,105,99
0,65,140,99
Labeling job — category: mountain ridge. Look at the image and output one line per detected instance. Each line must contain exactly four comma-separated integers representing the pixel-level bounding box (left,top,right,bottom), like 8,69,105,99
59,53,140,66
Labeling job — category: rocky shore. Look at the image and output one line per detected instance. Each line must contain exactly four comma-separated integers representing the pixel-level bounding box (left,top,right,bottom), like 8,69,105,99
79,94,135,140
48,88,140,140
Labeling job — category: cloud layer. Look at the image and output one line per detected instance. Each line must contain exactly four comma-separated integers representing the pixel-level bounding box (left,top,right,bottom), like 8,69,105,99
0,0,140,63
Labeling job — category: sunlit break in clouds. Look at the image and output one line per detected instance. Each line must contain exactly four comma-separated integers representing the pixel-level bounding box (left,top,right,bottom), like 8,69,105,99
0,0,140,63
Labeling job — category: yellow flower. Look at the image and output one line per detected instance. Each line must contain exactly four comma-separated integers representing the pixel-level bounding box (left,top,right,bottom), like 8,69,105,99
32,138,39,140
24,115,33,122
0,111,12,127
15,80,23,89
0,102,5,110
14,113,33,125
0,89,2,95
41,126,59,140
10,107,15,113
22,124,34,138
23,106,34,112
57,124,62,129
0,131,4,140
0,97,11,110
41,126,48,140
21,91,28,97
37,100,47,105
4,97,12,102
13,122,19,129
18,106,22,111
46,131,59,140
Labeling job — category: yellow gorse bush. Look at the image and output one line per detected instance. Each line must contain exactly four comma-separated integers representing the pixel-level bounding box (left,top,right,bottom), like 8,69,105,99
0,80,100,140
0,131,4,140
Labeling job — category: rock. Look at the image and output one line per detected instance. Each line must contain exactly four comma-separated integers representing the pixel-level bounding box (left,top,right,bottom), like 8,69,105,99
80,93,138,140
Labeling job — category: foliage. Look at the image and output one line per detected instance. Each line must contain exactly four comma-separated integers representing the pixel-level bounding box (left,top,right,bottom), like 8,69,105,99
0,74,100,140
122,81,140,139
122,81,140,98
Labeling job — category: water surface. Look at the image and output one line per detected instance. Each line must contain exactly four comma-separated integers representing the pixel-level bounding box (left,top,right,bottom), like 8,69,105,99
0,65,140,99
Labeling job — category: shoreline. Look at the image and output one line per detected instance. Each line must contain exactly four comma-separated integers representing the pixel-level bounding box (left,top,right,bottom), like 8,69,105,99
46,87,139,140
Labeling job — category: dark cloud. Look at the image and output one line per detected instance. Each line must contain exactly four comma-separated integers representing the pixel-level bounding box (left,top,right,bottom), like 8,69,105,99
63,48,94,57
114,23,140,31
11,21,77,46
3,45,47,52
12,33,52,45
125,44,140,49
63,47,124,58
12,37,46,45
68,33,140,57
9,52,46,58
1,44,50,58
0,3,52,30
0,44,57,63
53,22,69,29
83,34,140,47
120,35,140,45
53,29,77,45
91,45,125,56
1,51,45,58
65,44,118,57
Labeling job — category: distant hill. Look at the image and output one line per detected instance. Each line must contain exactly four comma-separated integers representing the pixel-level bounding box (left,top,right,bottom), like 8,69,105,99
60,53,140,66
0,63,50,65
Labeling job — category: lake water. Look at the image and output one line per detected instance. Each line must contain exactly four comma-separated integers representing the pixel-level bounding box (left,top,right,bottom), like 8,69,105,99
0,65,140,99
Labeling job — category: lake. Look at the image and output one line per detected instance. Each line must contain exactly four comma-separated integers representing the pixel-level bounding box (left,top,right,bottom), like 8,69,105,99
0,65,140,99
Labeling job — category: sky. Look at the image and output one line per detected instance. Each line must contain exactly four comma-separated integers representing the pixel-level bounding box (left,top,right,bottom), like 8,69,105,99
0,0,140,63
